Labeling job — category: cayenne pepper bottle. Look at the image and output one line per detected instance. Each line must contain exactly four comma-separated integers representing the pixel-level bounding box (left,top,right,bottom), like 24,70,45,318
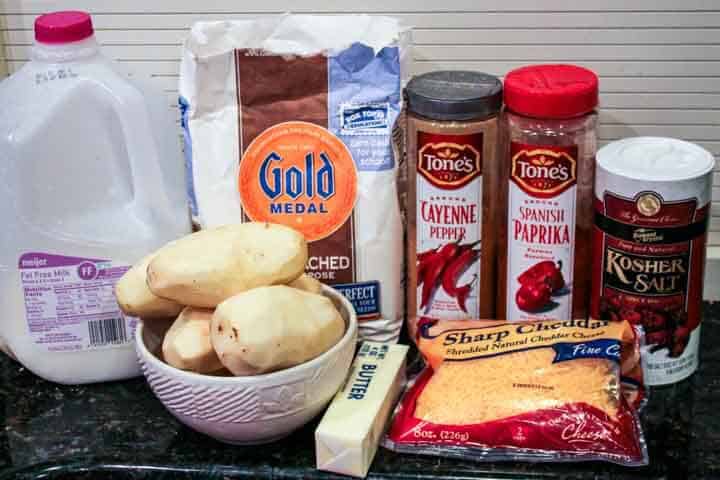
406,71,502,339
498,64,599,321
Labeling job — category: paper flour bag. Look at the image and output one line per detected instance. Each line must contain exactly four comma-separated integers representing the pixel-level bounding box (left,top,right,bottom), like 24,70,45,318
179,15,410,342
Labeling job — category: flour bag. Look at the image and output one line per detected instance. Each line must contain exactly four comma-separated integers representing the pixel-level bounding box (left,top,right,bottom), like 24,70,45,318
179,15,410,342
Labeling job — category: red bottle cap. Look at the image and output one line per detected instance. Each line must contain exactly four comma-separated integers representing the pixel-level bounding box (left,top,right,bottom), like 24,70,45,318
34,11,94,44
504,64,599,119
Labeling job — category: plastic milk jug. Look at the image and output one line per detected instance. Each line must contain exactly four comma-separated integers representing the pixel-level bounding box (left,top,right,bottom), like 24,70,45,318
0,11,191,384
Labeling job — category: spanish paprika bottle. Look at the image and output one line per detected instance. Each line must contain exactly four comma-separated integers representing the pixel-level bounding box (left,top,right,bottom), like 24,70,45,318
497,64,599,321
406,71,502,339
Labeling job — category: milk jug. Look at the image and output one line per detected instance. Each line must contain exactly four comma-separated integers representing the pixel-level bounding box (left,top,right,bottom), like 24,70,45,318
0,11,190,384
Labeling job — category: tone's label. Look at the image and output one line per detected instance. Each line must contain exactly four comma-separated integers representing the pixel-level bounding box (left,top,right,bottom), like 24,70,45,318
506,143,578,321
415,131,483,321
591,191,709,385
18,252,135,352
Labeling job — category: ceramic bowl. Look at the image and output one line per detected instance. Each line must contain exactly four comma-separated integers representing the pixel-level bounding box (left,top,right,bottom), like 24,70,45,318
135,286,357,445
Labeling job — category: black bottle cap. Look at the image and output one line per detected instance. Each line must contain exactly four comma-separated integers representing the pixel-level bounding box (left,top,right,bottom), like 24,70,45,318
406,70,503,121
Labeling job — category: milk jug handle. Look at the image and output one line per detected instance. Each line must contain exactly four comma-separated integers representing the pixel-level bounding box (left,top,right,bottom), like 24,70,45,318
106,85,168,220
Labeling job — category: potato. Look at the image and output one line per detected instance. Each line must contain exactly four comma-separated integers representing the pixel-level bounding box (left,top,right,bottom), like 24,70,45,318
211,286,345,375
162,307,224,373
115,254,183,318
147,222,308,308
288,273,322,294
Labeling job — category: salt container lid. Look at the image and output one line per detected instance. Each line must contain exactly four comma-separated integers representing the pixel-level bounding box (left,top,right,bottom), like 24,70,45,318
597,137,715,182
406,71,503,121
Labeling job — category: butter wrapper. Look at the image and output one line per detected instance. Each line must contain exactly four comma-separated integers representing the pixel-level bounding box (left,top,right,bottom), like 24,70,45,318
315,341,408,478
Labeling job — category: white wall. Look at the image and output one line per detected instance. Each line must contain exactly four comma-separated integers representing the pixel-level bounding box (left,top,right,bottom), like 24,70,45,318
1,0,719,298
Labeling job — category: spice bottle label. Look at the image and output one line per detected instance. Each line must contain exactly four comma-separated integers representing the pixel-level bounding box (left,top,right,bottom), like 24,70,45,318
18,252,136,352
505,142,578,321
591,191,709,385
415,131,483,320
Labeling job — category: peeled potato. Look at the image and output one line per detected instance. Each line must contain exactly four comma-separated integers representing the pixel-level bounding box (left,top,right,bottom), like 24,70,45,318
211,286,344,375
288,273,322,294
162,307,224,373
115,254,183,318
147,222,308,308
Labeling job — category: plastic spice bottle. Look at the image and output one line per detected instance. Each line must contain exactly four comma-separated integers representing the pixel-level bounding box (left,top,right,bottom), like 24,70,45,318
497,64,599,321
406,71,502,338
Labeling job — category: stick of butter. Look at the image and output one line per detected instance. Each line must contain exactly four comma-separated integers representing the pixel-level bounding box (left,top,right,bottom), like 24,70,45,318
315,341,408,478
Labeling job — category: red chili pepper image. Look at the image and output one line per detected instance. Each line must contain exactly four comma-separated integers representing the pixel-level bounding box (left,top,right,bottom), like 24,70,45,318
515,281,552,312
416,235,481,313
417,246,443,287
419,239,462,309
517,260,565,293
416,258,430,287
441,241,480,298
438,241,480,313
456,274,478,313
417,247,439,264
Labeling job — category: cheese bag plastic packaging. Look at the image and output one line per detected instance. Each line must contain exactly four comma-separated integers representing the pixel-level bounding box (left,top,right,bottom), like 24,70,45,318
384,318,649,466
179,15,410,343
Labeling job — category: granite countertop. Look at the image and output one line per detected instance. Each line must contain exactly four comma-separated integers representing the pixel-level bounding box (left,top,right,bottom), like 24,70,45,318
0,303,718,480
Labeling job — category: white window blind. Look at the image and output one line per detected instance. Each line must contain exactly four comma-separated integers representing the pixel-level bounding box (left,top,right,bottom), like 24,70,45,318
2,0,719,296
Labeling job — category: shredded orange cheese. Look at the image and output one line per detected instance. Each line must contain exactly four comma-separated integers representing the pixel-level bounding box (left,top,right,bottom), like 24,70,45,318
416,348,619,425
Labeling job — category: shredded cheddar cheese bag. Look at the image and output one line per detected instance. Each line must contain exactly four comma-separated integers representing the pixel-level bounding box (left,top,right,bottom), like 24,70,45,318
384,318,648,466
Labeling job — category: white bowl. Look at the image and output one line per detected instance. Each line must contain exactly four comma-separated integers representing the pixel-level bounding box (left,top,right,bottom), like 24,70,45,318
135,286,358,445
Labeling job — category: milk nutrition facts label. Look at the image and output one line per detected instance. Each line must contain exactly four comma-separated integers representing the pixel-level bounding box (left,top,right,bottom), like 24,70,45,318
19,252,136,352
